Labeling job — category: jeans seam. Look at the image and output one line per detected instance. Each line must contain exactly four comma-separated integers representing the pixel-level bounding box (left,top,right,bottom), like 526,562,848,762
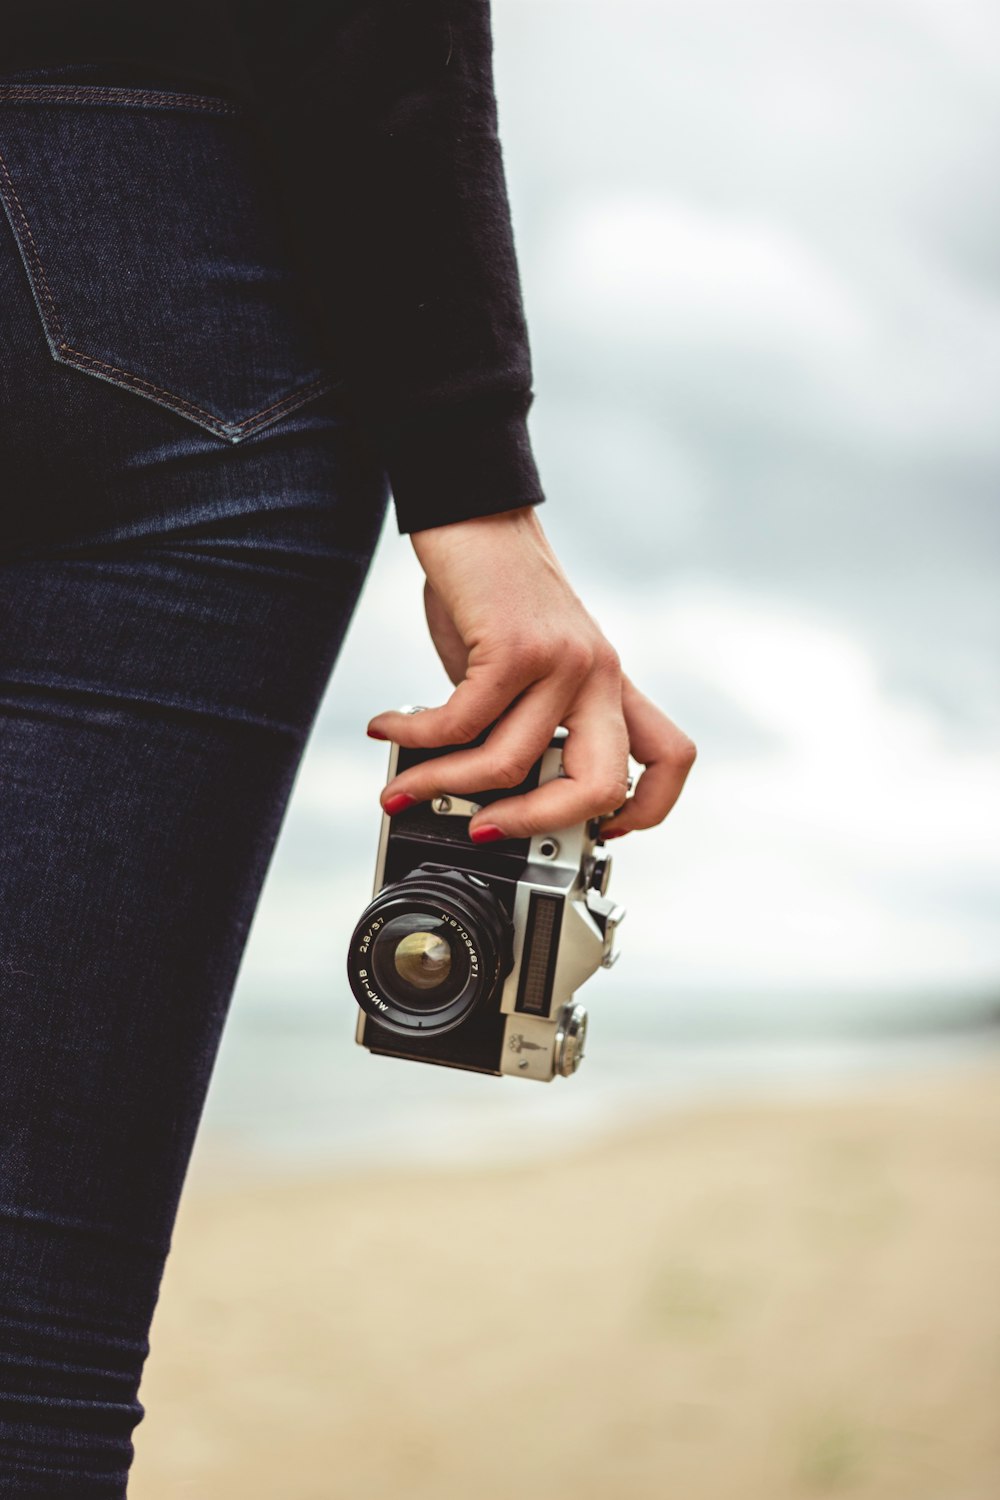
0,107,338,443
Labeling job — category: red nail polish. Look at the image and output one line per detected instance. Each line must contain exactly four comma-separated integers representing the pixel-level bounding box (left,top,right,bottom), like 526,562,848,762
602,830,626,840
470,824,505,844
367,728,389,741
383,792,417,816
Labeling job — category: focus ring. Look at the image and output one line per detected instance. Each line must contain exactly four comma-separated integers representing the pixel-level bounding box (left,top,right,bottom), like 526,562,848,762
348,867,514,1038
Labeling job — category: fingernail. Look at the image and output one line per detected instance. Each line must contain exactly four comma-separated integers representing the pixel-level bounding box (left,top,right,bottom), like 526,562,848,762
470,824,505,844
383,792,417,816
602,830,627,840
367,728,389,741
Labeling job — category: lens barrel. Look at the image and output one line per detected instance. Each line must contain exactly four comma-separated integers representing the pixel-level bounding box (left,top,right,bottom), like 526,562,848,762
348,867,514,1036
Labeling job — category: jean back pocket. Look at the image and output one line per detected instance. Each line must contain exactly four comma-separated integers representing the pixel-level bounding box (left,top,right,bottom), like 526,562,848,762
0,84,342,442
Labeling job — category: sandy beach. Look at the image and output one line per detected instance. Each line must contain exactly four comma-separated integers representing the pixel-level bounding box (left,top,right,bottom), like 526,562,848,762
131,1059,1000,1500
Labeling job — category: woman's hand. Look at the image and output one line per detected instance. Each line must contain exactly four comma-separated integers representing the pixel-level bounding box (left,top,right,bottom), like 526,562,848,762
366,506,696,842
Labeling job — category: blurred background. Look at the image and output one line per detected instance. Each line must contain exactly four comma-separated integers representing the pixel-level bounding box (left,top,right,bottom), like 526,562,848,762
134,2,1000,1496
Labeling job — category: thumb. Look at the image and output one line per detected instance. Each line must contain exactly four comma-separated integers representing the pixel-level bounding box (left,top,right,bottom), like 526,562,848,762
423,580,468,687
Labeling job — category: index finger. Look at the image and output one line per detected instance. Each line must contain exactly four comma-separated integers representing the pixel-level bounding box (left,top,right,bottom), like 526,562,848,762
367,656,538,752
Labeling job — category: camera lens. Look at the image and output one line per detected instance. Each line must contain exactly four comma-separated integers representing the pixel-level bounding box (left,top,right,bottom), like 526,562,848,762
393,930,452,990
348,866,514,1037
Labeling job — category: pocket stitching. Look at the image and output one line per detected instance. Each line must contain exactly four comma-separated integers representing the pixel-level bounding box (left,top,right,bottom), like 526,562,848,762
0,102,340,443
0,85,244,117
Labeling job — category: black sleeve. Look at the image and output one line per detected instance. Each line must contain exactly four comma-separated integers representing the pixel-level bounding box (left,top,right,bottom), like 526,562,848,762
237,0,547,535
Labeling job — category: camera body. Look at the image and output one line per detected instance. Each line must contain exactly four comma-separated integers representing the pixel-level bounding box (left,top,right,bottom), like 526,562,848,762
347,725,625,1081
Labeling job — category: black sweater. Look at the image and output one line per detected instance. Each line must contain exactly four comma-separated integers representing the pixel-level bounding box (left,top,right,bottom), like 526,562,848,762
1,1,546,534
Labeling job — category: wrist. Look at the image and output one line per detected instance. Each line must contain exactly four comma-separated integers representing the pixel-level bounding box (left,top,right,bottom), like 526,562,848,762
410,504,547,568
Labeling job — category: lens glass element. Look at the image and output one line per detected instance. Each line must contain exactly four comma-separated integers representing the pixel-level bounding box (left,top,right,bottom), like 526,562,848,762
393,931,452,991
371,912,467,1013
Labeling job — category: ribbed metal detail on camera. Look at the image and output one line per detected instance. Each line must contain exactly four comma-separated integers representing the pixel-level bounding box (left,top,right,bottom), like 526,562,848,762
553,1003,588,1075
514,891,564,1015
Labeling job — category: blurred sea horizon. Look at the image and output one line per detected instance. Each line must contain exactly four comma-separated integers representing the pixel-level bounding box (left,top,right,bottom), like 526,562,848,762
194,979,1000,1180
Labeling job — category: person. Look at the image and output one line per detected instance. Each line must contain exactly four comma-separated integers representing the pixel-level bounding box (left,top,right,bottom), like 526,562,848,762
0,3,695,1494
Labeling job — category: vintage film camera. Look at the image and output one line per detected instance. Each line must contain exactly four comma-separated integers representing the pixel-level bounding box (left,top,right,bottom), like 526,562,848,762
347,719,626,1081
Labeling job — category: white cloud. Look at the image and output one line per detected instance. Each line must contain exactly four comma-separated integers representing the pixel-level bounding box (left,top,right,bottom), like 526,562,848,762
539,193,872,355
589,577,1000,988
882,0,1000,75
534,186,1000,459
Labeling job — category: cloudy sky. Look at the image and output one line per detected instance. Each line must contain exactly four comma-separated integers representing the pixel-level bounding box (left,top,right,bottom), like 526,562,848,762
238,0,1000,1022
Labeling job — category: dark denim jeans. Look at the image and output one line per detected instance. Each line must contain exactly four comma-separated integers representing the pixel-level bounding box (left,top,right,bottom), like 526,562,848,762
0,67,389,1496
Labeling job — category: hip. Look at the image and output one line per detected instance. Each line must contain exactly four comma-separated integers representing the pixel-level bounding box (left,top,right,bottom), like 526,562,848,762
0,64,382,559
